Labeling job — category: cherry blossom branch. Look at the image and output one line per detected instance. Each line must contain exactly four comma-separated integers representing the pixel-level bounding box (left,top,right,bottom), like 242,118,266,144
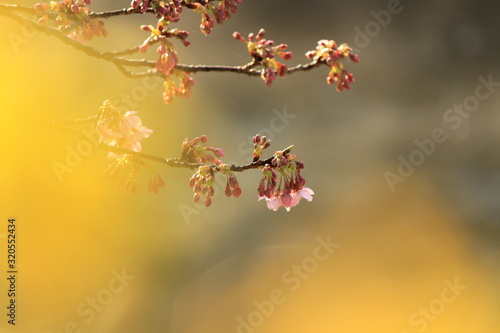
0,6,322,76
43,113,294,173
26,98,313,211
0,7,153,65
88,1,220,19
88,7,151,19
102,143,294,172
0,2,357,92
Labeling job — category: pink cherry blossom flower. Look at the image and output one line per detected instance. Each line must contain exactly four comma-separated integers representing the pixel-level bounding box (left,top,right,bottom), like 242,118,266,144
290,187,314,207
94,101,153,158
258,187,314,212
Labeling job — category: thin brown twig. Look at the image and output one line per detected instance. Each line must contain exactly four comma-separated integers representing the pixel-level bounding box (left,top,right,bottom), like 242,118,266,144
103,143,293,172
114,63,160,78
89,7,148,19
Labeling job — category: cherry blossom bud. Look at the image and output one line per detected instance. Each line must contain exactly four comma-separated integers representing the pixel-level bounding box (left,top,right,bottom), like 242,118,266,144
258,181,265,196
225,184,232,197
158,177,165,188
34,3,49,13
212,147,224,157
281,193,292,207
229,174,238,187
233,31,245,42
279,52,293,60
232,187,241,197
256,29,265,40
189,176,196,188
157,43,166,54
277,63,287,77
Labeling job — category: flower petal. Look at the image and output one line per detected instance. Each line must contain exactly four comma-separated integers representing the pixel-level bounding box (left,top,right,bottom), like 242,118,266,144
266,197,282,211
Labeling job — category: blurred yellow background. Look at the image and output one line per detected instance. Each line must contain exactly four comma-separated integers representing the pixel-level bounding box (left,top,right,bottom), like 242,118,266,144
0,0,499,332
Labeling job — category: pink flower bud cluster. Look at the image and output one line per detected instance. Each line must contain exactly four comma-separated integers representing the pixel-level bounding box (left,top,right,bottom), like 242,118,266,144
34,0,107,42
93,100,153,159
186,0,242,35
162,69,195,104
233,29,292,86
146,163,166,193
105,156,165,194
218,164,241,198
189,165,215,207
131,0,182,22
252,134,271,162
184,136,232,206
140,18,190,51
140,19,189,76
155,40,178,75
258,151,314,212
181,135,224,165
105,155,141,193
306,40,359,92
139,19,193,104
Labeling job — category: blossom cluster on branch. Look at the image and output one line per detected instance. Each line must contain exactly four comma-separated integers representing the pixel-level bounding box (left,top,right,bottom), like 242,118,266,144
233,29,292,86
86,101,313,212
34,0,106,41
14,0,359,103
